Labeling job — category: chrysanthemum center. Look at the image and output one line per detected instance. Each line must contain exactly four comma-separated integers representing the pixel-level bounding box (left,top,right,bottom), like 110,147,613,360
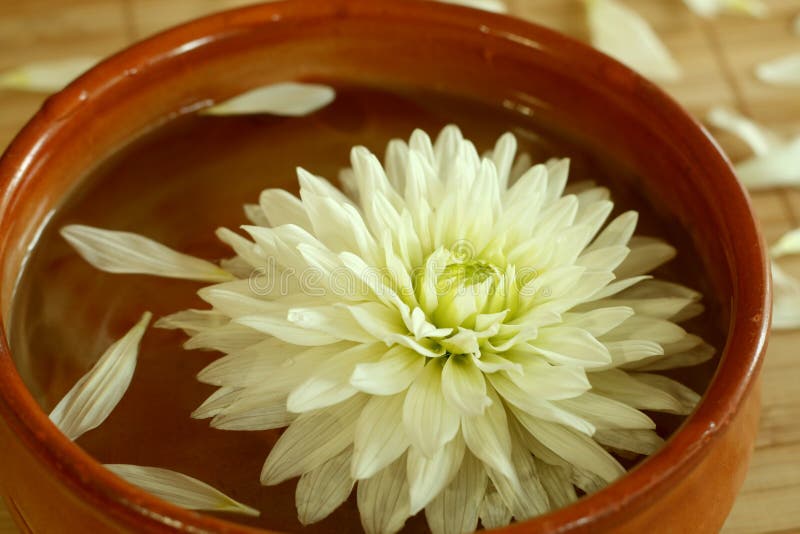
438,259,501,288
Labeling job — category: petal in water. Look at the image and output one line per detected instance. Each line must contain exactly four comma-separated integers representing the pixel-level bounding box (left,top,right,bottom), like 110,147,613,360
203,82,335,117
49,312,151,440
434,0,508,13
756,53,800,87
0,57,97,93
61,225,234,282
586,0,681,82
105,464,259,516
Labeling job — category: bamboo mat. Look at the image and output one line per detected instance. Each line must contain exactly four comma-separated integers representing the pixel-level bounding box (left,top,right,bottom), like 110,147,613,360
0,1,799,533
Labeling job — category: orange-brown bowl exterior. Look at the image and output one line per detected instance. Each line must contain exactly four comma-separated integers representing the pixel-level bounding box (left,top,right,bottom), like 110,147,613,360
0,1,770,533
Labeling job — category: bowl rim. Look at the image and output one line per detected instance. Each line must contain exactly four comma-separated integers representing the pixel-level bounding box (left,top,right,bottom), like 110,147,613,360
0,0,771,532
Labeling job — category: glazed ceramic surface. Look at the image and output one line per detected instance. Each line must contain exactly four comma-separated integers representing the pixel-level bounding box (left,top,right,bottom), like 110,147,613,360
0,1,770,533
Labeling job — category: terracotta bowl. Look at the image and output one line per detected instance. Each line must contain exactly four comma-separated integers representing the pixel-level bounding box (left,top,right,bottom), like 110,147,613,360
0,1,770,533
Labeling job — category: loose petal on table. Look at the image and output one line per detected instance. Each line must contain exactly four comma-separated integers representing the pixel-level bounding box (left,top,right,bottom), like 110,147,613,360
772,228,800,259
756,53,800,87
0,57,97,93
586,0,681,82
683,0,767,18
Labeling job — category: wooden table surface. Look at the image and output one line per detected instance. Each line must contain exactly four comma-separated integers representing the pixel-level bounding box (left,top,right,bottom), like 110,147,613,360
1,1,799,532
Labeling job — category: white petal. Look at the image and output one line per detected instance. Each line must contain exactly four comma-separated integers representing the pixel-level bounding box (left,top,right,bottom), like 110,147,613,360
526,326,612,368
50,312,150,440
771,263,800,329
211,391,294,431
357,456,411,534
505,395,595,436
287,343,383,413
105,464,258,516
210,344,348,416
486,432,549,521
352,394,410,479
261,395,368,484
534,458,576,509
589,369,700,414
154,309,228,335
756,53,800,87
351,345,424,395
434,0,508,13
736,138,800,189
683,0,767,17
235,314,340,345
561,307,634,337
615,237,676,278
204,82,335,116
587,0,681,82
441,356,491,416
288,305,375,344
624,337,715,371
215,227,264,268
243,203,270,226
196,338,303,387
570,467,607,494
424,452,486,534
184,323,266,353
588,211,637,251
192,387,241,419
403,359,460,457
602,315,686,345
61,225,233,282
594,428,664,455
632,372,702,412
555,392,655,430
0,56,97,92
479,482,513,529
407,436,466,514
518,417,625,483
772,228,800,258
260,188,312,229
461,387,516,482
706,106,779,156
498,358,591,400
296,447,355,525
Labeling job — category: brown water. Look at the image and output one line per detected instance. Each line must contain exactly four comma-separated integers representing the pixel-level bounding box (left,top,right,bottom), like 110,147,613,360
8,84,726,533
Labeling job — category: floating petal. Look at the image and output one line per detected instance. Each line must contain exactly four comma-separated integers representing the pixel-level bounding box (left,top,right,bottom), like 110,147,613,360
105,464,259,516
61,225,233,282
204,82,335,116
50,312,150,440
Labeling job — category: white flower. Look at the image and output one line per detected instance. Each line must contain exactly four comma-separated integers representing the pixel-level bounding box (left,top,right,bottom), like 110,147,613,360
65,126,711,534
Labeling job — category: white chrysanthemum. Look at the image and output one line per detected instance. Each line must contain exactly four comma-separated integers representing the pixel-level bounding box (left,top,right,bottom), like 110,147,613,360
65,125,714,534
